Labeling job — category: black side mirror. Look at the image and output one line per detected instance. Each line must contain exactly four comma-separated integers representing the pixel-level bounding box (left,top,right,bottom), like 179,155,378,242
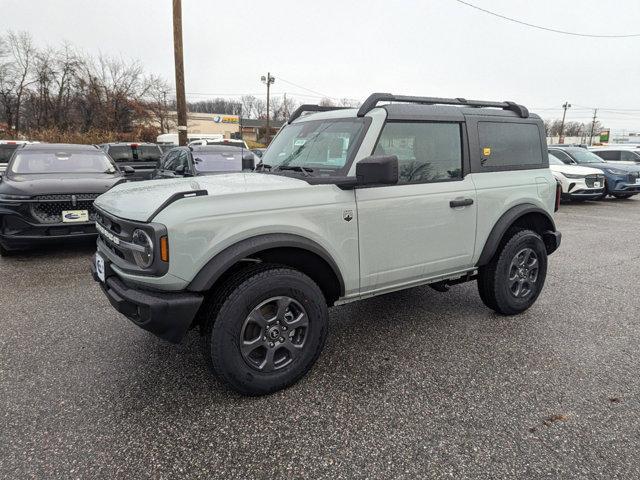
123,166,135,175
242,152,256,170
356,155,398,186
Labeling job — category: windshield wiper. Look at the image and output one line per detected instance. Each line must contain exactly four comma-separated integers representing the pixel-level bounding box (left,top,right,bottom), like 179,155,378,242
275,165,314,176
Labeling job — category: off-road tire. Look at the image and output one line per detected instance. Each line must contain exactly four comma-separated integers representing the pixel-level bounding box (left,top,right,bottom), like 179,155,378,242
477,229,548,315
200,263,328,396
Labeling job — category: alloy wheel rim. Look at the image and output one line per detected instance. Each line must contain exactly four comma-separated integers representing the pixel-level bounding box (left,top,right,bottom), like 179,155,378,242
239,296,308,372
508,247,539,299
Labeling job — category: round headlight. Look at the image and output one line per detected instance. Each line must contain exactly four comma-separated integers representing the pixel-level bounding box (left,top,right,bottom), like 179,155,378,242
132,229,154,268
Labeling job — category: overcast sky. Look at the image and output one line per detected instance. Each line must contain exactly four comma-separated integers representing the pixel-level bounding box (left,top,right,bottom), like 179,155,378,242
4,0,640,131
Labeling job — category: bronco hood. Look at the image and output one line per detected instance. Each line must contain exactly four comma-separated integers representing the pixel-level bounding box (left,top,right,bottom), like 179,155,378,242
94,173,310,222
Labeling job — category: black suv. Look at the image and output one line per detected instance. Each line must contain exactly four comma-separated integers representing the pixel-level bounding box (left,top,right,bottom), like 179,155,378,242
99,143,163,181
0,143,130,255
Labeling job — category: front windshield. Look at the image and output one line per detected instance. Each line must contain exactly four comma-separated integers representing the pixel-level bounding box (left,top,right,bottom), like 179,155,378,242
569,149,603,164
548,153,564,166
261,118,366,174
10,151,116,174
193,151,243,173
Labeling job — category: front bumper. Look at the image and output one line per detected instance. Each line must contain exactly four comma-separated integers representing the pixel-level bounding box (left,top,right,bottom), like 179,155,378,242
0,211,97,250
91,255,203,343
562,188,605,200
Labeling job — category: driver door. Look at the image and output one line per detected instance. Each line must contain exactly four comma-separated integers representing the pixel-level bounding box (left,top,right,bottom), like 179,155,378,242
356,121,477,294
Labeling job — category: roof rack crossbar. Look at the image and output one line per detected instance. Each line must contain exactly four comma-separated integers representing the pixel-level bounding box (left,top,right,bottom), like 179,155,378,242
356,93,529,118
288,104,350,124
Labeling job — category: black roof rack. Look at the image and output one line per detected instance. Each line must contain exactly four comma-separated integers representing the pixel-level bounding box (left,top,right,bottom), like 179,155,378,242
356,93,529,118
288,104,350,124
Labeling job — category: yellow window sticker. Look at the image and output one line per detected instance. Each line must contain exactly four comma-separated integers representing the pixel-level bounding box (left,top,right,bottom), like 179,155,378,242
483,147,491,156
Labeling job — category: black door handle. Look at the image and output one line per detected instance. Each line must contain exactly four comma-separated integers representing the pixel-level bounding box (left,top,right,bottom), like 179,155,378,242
450,198,474,208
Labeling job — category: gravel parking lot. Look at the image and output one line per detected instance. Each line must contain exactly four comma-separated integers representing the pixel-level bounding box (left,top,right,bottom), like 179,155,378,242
2,198,640,479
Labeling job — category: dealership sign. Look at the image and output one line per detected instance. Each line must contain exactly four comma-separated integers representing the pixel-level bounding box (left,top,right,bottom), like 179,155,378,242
213,115,239,124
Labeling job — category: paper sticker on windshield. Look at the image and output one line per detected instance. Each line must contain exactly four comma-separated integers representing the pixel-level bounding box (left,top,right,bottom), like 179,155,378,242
483,147,491,156
294,139,306,147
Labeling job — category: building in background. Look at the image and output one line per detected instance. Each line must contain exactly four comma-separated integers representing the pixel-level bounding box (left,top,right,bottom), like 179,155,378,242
241,118,285,143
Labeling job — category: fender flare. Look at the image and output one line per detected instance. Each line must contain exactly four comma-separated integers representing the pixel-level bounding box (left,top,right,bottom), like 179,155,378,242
187,233,345,295
476,204,557,266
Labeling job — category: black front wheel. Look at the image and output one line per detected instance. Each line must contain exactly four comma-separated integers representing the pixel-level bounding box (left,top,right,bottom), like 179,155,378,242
477,229,548,315
201,264,328,396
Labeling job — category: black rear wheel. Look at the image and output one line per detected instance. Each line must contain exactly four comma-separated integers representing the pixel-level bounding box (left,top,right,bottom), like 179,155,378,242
477,229,548,315
200,263,328,396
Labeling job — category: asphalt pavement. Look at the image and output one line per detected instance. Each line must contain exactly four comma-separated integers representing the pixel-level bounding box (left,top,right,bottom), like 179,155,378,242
2,198,640,479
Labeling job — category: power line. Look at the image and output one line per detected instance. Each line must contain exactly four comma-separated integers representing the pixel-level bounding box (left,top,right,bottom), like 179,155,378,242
454,0,640,38
276,77,334,99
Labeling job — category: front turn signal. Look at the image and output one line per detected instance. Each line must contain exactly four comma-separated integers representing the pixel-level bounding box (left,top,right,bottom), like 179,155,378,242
160,236,169,262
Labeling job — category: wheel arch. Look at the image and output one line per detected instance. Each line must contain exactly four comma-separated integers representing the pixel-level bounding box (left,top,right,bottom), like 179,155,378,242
477,204,558,266
187,233,345,305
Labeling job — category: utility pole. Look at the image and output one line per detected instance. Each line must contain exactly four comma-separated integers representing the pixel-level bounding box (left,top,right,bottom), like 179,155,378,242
172,0,188,146
588,108,598,146
559,101,571,144
261,72,275,144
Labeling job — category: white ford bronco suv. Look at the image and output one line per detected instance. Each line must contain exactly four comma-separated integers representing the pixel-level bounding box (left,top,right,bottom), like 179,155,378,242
91,93,561,395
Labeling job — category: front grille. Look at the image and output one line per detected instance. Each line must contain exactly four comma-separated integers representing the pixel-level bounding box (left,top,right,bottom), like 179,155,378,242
30,194,99,224
628,172,640,184
585,174,605,188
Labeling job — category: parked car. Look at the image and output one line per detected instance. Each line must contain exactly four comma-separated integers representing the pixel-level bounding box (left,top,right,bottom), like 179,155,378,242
589,146,640,164
91,93,561,395
152,145,256,179
549,146,640,199
0,140,37,173
0,143,131,256
188,138,249,149
99,142,163,181
548,152,605,201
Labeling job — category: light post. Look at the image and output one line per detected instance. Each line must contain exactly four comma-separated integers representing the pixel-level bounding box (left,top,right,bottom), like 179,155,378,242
261,73,275,144
559,101,571,144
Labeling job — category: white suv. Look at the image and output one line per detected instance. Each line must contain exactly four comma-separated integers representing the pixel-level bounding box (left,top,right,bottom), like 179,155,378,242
91,93,562,395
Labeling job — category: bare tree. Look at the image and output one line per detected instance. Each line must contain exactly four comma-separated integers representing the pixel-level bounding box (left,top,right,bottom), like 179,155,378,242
318,97,335,107
144,75,174,133
253,98,266,119
240,95,256,118
339,98,361,108
6,31,36,133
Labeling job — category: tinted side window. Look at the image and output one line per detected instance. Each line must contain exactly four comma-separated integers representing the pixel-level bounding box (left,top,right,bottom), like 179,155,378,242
374,122,462,184
548,150,573,164
620,150,640,162
478,122,543,168
595,150,620,161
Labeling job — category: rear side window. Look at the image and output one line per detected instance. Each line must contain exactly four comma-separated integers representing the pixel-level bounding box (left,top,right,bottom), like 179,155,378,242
374,122,462,184
594,150,619,161
620,150,640,161
478,122,543,168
